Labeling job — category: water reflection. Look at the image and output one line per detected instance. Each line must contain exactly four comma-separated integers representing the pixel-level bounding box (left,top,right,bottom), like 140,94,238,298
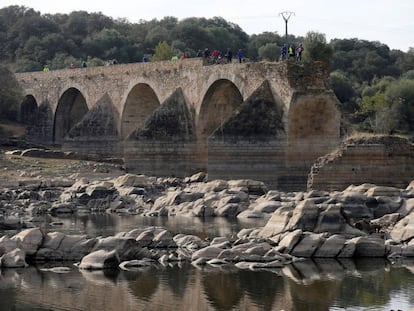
0,259,414,310
126,267,160,301
23,214,267,239
238,269,285,310
202,267,243,310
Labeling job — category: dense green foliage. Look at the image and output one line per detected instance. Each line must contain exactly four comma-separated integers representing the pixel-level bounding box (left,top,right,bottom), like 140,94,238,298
0,5,413,134
0,65,22,121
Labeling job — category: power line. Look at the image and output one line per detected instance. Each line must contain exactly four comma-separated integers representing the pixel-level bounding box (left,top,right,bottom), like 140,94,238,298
279,11,295,42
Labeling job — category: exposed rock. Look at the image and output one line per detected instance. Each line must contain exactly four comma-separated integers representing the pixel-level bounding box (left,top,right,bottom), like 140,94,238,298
253,200,282,213
314,234,347,257
366,186,402,197
259,206,293,238
0,248,28,268
91,236,144,261
353,236,385,257
42,231,65,250
173,234,207,250
191,246,224,262
286,199,320,232
0,216,22,230
135,230,155,247
237,209,266,219
277,229,303,254
396,198,414,218
49,202,76,214
11,228,43,255
151,230,176,248
314,204,346,233
390,212,414,243
291,232,324,257
79,249,120,270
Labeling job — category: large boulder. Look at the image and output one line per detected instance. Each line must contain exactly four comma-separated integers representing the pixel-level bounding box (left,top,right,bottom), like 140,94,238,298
258,206,294,238
286,199,320,232
91,236,144,261
291,232,324,257
353,236,385,257
113,174,154,188
0,248,28,268
79,249,120,269
334,191,373,223
191,246,224,262
314,234,347,257
0,236,19,256
314,204,346,233
11,228,43,255
396,198,414,218
0,216,22,230
151,230,177,248
390,211,414,243
277,229,303,254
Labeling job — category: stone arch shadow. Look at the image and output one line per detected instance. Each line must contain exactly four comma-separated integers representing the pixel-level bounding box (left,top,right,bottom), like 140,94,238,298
123,87,197,177
195,79,244,170
53,87,88,145
120,82,160,140
206,80,288,189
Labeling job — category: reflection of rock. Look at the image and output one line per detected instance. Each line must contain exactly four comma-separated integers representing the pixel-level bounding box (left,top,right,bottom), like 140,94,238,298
128,267,160,300
0,270,20,308
202,270,242,311
0,269,21,289
238,269,284,310
160,263,189,297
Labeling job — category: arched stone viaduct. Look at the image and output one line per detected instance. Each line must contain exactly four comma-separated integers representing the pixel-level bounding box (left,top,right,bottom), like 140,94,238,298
15,58,341,190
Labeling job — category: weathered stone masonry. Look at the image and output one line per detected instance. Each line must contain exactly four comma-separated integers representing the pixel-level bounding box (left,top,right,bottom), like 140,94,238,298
15,59,341,190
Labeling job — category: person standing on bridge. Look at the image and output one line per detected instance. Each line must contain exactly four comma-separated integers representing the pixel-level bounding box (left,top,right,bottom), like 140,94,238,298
225,48,233,64
237,49,244,63
296,43,304,62
288,46,295,60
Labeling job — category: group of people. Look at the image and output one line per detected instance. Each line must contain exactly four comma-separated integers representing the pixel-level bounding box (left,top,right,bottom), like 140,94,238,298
280,43,304,61
43,60,87,72
198,48,245,64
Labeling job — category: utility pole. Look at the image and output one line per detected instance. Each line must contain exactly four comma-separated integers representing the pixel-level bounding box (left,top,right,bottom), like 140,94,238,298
279,11,295,43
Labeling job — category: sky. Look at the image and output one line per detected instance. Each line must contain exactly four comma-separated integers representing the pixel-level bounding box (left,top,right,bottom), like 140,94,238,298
1,0,413,52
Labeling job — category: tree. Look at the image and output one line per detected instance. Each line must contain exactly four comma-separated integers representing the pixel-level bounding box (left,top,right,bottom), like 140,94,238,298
329,70,357,112
0,65,23,121
247,32,282,61
152,41,173,61
83,28,138,63
303,31,333,65
385,79,414,132
258,43,279,62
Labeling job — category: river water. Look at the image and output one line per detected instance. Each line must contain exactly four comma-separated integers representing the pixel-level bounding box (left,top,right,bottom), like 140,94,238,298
1,214,414,311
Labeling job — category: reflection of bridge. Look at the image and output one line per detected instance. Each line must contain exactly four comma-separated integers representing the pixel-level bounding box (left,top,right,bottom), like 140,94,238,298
15,58,340,190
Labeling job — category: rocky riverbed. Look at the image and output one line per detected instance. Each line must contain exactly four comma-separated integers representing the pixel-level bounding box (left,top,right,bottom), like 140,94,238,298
0,147,414,271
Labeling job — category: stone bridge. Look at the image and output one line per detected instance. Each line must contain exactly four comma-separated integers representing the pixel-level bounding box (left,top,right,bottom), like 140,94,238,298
15,58,341,190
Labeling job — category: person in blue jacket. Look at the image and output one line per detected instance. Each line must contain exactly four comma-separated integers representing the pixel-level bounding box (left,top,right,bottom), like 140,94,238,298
237,49,244,63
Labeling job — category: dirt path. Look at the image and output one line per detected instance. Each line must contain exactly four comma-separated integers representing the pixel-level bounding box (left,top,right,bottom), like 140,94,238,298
0,149,125,186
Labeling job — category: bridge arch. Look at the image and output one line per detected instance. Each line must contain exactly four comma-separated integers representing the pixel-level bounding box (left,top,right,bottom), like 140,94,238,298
53,87,88,144
20,95,38,125
197,79,243,140
121,83,160,140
